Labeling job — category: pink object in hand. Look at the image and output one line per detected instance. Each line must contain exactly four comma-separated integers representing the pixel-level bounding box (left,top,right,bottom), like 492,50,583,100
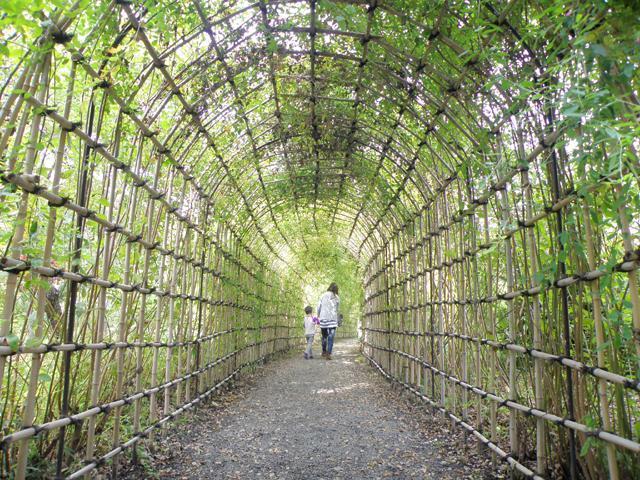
312,316,320,324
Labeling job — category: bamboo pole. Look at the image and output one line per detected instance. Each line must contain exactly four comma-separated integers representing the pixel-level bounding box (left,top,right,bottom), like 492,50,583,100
84,153,117,461
150,171,174,436
111,137,143,478
458,184,468,424
500,185,519,461
614,184,640,373
0,59,47,401
522,166,548,474
55,66,96,478
164,182,187,415
131,152,161,461
15,58,72,480
436,197,446,411
582,199,619,479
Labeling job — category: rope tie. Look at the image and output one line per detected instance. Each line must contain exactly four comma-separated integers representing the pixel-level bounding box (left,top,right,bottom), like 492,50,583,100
68,415,83,427
51,29,74,44
585,428,603,438
31,423,46,437
142,129,157,138
61,121,82,132
49,195,69,209
126,234,143,243
81,208,96,219
539,136,552,149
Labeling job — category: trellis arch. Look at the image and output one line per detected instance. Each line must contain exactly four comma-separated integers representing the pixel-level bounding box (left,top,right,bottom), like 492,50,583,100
0,0,639,478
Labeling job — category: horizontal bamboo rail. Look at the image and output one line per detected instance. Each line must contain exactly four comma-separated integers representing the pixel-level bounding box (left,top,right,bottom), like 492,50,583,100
363,349,544,480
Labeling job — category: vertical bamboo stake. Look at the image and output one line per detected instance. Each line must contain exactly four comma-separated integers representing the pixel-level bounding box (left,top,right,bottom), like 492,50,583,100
436,197,446,411
184,224,197,403
194,204,209,396
0,60,47,399
426,211,435,399
582,200,619,479
85,161,117,461
164,181,186,415
465,190,483,452
132,151,160,461
150,172,174,434
397,235,408,384
384,244,392,374
548,132,577,480
458,187,468,423
57,59,97,479
411,218,420,389
15,60,75,480
112,137,144,478
522,165,547,474
500,188,518,459
175,225,192,406
226,230,234,375
443,194,456,418
204,241,216,389
614,184,640,372
212,225,222,385
419,214,430,395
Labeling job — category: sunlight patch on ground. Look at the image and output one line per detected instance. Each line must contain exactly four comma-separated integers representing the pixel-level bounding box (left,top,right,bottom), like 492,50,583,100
314,382,371,395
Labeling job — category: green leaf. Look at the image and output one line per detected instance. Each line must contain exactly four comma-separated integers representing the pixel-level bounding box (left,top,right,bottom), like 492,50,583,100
604,127,620,140
6,333,20,352
580,437,595,457
267,39,278,54
25,336,43,349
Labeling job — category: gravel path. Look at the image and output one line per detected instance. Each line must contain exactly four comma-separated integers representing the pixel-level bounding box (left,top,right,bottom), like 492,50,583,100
147,339,496,479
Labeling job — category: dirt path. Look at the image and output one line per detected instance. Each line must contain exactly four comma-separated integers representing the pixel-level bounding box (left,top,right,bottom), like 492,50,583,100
144,339,496,479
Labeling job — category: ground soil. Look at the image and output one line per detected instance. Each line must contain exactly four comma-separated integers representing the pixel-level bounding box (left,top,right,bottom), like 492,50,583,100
131,339,505,479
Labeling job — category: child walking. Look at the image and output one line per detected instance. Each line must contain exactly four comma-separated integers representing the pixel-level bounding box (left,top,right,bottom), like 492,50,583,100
303,306,318,359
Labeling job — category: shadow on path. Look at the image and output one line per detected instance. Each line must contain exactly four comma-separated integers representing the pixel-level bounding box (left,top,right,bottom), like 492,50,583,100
147,339,494,479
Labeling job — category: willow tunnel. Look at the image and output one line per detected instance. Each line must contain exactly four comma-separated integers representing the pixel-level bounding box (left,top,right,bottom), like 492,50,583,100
0,0,639,478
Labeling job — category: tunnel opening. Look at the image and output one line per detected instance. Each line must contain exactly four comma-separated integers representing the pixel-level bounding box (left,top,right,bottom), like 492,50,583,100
0,0,639,479
292,234,364,339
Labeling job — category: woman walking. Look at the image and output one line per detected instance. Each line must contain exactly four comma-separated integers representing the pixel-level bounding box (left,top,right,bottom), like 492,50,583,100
317,283,340,360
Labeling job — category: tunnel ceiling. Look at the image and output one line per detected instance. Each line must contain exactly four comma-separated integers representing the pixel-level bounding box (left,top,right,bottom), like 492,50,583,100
7,0,550,271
